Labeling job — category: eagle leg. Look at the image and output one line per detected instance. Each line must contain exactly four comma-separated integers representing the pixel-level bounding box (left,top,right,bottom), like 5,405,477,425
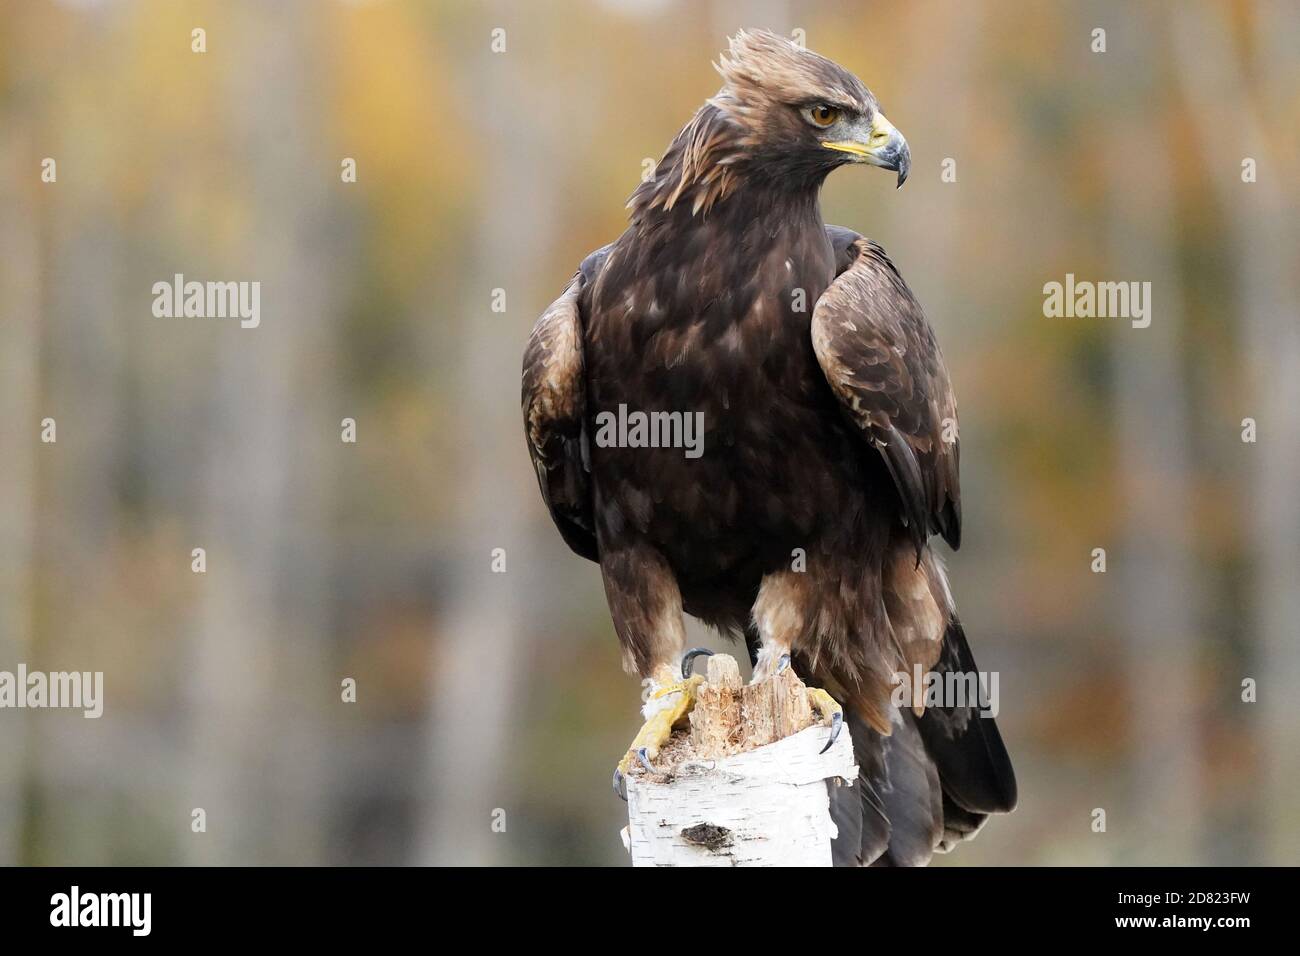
611,674,705,800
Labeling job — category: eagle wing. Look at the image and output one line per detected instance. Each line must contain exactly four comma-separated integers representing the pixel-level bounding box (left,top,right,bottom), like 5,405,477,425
812,229,961,556
521,247,610,563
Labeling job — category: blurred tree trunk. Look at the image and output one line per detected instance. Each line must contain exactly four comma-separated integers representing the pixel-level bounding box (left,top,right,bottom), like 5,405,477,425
1103,8,1202,865
1172,3,1300,865
186,0,333,865
41,83,125,864
893,0,981,328
0,130,40,866
418,2,555,866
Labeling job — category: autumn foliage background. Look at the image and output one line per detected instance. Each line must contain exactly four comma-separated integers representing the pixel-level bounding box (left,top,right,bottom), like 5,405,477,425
0,0,1297,865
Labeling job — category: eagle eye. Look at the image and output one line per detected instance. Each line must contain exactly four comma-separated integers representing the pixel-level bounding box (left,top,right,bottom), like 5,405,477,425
806,104,841,128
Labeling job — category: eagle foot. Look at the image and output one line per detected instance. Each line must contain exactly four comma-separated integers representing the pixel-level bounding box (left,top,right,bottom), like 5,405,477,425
611,674,705,800
806,687,844,754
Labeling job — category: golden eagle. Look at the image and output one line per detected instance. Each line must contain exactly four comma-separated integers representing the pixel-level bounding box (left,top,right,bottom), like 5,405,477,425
522,29,1015,865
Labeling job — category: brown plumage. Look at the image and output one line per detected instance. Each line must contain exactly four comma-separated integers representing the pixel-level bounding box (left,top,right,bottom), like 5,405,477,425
522,29,1015,865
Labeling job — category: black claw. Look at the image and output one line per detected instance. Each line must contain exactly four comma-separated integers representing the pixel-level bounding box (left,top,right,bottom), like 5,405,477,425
612,767,627,801
819,710,843,755
776,653,791,673
635,747,654,773
681,647,715,679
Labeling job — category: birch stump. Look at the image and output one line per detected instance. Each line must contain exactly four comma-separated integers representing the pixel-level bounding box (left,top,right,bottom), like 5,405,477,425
621,654,858,866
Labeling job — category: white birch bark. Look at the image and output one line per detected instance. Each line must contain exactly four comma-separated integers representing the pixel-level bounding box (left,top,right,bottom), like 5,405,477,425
624,726,857,866
622,655,857,866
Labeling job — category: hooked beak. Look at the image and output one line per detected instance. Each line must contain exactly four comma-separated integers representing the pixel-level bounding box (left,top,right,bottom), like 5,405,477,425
822,112,911,188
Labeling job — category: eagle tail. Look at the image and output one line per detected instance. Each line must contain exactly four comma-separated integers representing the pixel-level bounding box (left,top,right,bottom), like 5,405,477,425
829,616,1017,866
914,617,1017,815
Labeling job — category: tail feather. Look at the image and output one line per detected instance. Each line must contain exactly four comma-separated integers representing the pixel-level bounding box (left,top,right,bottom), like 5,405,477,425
829,710,891,866
914,617,1017,814
874,709,944,866
828,616,1016,866
936,793,989,853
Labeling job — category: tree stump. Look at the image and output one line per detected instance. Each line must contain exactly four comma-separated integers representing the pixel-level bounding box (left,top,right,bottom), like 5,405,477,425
621,654,858,866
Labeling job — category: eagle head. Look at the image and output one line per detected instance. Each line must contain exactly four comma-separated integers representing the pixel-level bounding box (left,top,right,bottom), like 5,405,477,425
713,29,910,188
630,29,910,220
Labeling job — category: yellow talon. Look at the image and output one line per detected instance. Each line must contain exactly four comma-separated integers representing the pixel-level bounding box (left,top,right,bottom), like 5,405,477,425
807,687,844,754
615,675,704,781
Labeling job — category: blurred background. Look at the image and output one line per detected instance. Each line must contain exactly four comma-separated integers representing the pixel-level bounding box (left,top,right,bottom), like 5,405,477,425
0,0,1297,866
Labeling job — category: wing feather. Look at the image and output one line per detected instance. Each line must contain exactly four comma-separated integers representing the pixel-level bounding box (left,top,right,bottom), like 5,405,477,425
521,248,610,562
812,232,961,555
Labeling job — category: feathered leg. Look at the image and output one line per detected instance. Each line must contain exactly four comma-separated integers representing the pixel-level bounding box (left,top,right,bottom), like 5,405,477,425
600,539,699,798
750,570,843,753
